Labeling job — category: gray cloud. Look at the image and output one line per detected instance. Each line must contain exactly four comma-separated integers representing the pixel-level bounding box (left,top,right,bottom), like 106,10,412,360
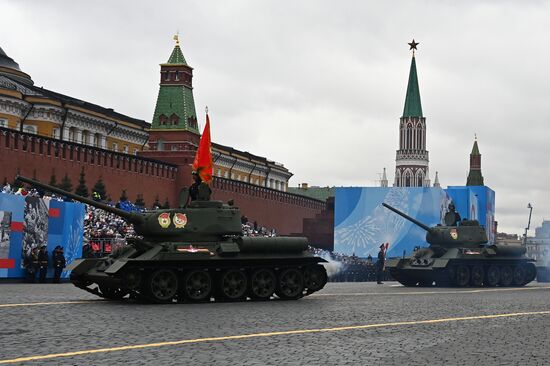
3,0,549,234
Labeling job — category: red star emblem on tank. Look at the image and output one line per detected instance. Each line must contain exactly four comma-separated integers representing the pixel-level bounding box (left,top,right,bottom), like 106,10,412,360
173,213,188,229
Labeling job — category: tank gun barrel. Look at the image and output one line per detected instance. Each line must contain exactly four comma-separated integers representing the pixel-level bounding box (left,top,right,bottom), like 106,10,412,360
382,203,433,233
16,176,143,225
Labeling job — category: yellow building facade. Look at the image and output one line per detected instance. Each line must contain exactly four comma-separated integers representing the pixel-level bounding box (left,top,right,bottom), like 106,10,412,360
0,46,148,155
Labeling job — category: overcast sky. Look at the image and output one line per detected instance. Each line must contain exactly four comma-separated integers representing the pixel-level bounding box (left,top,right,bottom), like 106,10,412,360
3,0,549,235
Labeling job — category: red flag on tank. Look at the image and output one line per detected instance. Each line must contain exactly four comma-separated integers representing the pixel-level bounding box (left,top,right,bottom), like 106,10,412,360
192,112,213,183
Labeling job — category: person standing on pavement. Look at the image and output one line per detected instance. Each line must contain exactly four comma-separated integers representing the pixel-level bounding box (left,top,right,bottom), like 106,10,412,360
376,243,387,284
52,246,66,283
38,245,49,283
25,247,39,283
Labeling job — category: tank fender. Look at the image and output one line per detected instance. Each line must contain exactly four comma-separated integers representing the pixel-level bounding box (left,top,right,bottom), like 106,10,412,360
432,259,450,268
132,246,164,261
385,258,404,268
104,260,129,274
67,258,102,276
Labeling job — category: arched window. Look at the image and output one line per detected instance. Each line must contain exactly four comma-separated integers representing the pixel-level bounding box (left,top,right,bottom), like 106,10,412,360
406,123,412,150
81,130,89,145
170,113,179,125
93,133,101,148
404,169,412,187
159,114,168,125
68,127,76,142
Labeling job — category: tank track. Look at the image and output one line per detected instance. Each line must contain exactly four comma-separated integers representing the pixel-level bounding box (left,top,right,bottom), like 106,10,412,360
73,264,328,303
390,261,537,287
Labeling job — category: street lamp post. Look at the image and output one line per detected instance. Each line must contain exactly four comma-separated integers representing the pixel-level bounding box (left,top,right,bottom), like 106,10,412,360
523,203,533,247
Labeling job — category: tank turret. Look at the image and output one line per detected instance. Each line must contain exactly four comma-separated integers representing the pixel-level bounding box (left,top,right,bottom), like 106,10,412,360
17,176,242,242
16,175,328,302
382,203,488,248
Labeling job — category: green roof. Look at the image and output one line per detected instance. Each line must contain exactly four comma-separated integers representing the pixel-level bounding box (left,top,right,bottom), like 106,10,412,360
471,140,480,155
151,85,198,132
402,55,423,118
166,45,187,65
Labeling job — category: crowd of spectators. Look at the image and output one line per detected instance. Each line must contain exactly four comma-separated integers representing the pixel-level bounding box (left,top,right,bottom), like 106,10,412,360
82,204,138,258
240,215,277,237
308,247,391,282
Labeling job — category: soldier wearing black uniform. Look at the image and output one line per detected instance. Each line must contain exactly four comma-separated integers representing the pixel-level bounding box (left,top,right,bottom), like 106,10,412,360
24,247,39,283
376,244,386,284
444,202,461,226
52,246,66,283
38,245,49,283
189,171,212,202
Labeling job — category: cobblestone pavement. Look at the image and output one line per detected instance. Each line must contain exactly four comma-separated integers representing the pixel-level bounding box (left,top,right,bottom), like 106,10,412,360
1,282,550,365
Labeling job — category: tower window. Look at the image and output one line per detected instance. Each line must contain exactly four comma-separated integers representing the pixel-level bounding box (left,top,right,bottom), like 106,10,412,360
159,114,168,125
164,72,170,81
170,113,179,125
175,72,179,81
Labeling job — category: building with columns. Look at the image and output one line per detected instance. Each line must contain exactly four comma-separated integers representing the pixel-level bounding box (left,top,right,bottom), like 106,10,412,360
394,42,431,187
0,47,148,155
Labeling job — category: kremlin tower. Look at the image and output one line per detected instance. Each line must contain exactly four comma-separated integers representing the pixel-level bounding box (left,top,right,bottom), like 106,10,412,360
466,137,484,186
394,40,430,187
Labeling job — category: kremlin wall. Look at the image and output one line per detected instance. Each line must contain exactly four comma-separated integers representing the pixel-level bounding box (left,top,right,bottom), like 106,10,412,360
0,41,325,236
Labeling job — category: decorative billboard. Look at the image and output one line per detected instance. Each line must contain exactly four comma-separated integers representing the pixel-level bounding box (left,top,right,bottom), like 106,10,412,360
0,193,85,279
334,186,495,258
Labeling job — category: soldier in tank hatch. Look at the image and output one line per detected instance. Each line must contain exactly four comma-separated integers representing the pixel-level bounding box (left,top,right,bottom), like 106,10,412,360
444,202,462,226
189,170,212,202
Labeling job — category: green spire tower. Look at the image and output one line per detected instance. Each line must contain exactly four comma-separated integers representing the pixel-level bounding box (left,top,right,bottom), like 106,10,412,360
151,35,199,134
402,55,423,118
394,39,430,187
466,137,484,186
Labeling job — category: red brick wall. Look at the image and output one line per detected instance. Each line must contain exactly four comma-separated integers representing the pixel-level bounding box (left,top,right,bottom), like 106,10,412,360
211,179,324,235
0,129,176,206
1,128,326,236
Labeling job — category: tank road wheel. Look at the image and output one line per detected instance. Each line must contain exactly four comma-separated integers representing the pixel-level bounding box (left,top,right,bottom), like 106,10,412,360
512,266,526,286
219,269,248,301
249,268,277,300
123,270,142,291
499,266,513,286
304,265,328,293
184,270,212,302
148,269,178,303
522,263,537,285
485,266,500,287
276,268,305,300
455,265,470,287
470,265,485,287
99,286,128,300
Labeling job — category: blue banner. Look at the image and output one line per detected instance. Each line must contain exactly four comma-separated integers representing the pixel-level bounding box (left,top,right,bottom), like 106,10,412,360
334,186,495,258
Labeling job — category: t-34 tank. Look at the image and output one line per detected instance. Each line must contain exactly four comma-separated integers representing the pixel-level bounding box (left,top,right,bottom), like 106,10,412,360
382,203,537,287
17,176,328,302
